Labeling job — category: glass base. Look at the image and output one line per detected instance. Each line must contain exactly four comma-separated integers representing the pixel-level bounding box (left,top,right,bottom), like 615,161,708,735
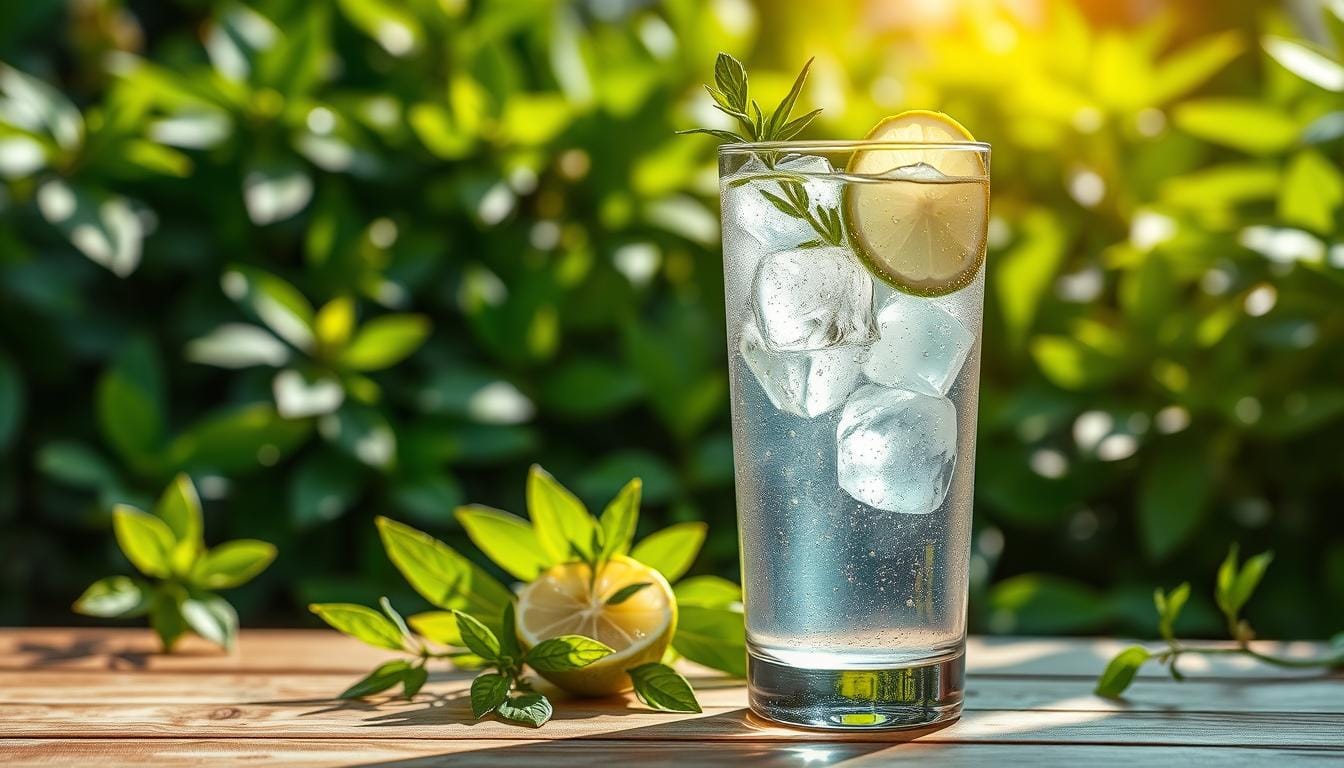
747,643,965,731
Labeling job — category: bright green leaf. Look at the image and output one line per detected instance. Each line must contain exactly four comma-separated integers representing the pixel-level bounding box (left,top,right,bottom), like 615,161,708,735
673,575,742,609
995,209,1068,349
671,605,746,677
154,474,204,573
375,516,512,620
223,266,315,351
598,478,641,560
72,576,150,618
309,602,407,651
407,610,463,646
1149,31,1244,103
525,635,613,672
181,593,238,649
630,522,706,582
1229,550,1274,616
1173,99,1299,155
455,504,550,580
527,465,597,563
149,589,187,652
1095,645,1150,697
988,575,1109,633
341,314,430,371
453,609,501,662
1263,35,1344,92
112,506,176,579
194,540,277,589
1278,150,1344,234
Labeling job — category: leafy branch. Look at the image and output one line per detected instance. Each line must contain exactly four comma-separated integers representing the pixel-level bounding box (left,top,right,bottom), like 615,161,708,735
73,474,277,651
678,52,842,247
310,466,733,726
1096,545,1344,697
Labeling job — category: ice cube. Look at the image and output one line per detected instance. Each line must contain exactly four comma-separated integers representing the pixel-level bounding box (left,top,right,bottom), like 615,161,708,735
739,320,864,418
862,292,974,396
836,384,957,515
729,154,841,251
753,247,878,352
883,162,949,181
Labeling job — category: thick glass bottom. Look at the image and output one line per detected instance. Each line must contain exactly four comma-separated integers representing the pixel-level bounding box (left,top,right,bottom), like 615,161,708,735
747,642,965,731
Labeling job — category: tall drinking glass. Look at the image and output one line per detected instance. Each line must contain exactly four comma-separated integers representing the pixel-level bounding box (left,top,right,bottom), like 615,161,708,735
719,139,989,730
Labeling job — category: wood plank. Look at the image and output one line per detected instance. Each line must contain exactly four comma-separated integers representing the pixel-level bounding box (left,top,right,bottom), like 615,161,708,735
2,671,1341,715
4,629,1335,679
3,697,1341,748
3,739,1343,767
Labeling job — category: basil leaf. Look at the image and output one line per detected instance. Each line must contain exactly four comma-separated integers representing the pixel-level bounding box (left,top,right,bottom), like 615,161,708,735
181,592,239,649
525,635,613,672
455,504,551,580
407,610,463,646
527,465,596,563
1095,645,1150,698
154,474,203,573
341,660,411,699
630,522,707,582
470,672,511,718
712,53,748,111
193,539,277,589
72,576,151,618
495,693,553,727
598,478,641,560
499,602,520,661
401,665,428,699
671,605,746,677
453,609,501,662
605,582,652,606
309,603,407,651
112,505,177,579
627,663,701,713
375,516,512,620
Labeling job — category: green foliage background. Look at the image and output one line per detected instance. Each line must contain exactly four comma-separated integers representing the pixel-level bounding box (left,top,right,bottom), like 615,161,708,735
1,0,1342,639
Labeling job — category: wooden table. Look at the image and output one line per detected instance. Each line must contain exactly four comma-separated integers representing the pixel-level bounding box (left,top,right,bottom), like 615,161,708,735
1,629,1340,765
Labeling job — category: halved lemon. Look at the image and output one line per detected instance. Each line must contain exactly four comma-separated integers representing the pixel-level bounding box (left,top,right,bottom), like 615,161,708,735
844,110,989,297
516,555,676,696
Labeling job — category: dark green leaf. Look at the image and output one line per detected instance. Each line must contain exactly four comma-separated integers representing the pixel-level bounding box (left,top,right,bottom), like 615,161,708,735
193,540,276,589
1095,645,1150,697
1138,443,1211,560
168,404,311,475
453,609,501,662
776,108,822,141
525,635,613,672
674,128,744,143
290,450,364,529
309,603,407,651
222,266,315,351
712,53,748,110
988,575,1109,633
97,337,165,468
341,660,412,699
0,352,22,453
36,441,118,490
606,582,652,606
627,662,701,712
764,58,813,139
495,693,552,727
72,576,151,618
499,602,520,661
470,672,511,718
149,589,187,652
630,522,707,582
401,665,428,698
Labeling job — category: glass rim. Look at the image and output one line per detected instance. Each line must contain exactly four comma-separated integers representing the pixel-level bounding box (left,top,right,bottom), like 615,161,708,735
719,139,991,153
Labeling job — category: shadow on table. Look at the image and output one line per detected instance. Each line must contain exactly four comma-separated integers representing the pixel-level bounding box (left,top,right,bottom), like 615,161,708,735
11,636,218,670
349,708,956,767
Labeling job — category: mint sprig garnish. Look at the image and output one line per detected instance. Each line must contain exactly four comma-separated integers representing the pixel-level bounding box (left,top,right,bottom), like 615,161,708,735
679,52,843,248
310,465,736,725
1096,544,1344,697
72,474,276,651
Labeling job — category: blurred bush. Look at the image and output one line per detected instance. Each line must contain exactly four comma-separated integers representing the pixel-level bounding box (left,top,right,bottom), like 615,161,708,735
0,0,1341,639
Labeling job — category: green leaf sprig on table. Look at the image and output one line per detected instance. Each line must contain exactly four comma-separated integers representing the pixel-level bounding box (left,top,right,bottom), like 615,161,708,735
72,474,277,651
310,465,741,726
1096,545,1344,697
678,52,843,248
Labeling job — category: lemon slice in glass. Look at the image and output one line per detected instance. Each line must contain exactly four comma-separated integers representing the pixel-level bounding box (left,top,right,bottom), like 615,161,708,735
516,555,676,696
844,110,989,297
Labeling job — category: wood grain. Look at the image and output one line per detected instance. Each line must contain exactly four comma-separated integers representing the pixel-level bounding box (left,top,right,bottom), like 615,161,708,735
3,629,1340,766
4,739,1343,768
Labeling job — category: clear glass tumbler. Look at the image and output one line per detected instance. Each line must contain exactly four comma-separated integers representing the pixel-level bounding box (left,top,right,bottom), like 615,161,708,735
719,139,990,729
